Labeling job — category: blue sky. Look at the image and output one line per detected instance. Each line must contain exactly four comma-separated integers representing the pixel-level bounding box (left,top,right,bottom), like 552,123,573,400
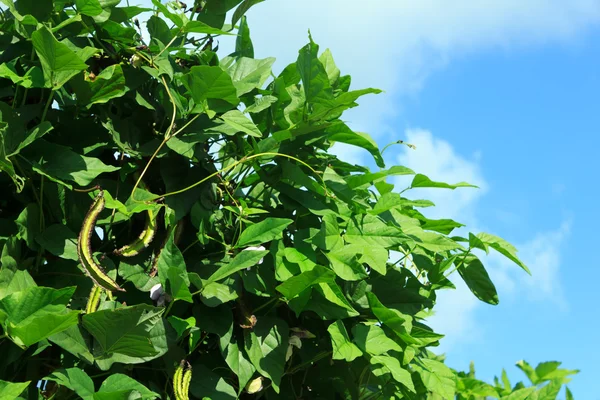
138,1,600,397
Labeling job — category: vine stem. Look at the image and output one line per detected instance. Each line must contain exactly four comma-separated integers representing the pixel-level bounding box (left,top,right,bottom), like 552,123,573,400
444,248,471,279
154,152,329,202
130,76,199,202
41,90,54,122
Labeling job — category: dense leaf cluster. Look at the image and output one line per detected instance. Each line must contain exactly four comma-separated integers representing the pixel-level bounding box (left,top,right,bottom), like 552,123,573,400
0,0,578,399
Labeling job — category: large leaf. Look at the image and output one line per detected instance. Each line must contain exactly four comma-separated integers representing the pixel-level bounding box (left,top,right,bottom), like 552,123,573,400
367,292,415,345
36,224,79,261
370,355,415,392
413,359,457,400
207,248,269,283
0,380,31,399
244,317,288,393
45,368,95,400
26,140,119,188
327,123,385,168
221,56,275,96
458,255,499,305
156,230,193,303
325,246,367,281
328,320,363,362
410,173,477,190
276,265,336,299
352,324,402,356
82,305,167,365
476,232,530,274
183,66,240,110
31,26,88,89
236,218,293,247
96,374,159,399
0,286,80,347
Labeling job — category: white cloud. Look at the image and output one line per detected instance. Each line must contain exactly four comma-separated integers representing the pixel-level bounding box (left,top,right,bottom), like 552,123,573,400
393,129,486,226
394,129,571,348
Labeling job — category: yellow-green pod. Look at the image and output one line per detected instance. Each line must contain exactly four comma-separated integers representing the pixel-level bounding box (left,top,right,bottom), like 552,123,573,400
181,366,192,400
77,190,125,292
85,285,102,314
173,360,185,400
114,209,157,257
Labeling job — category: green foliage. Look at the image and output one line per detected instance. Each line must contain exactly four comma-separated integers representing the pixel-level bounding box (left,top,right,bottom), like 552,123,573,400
0,0,578,399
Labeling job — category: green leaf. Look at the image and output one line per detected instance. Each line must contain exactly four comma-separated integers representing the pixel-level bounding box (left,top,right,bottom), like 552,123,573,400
313,214,343,251
244,317,288,393
413,359,456,400
370,355,415,392
515,360,538,384
275,265,336,299
167,315,196,338
48,325,95,364
73,65,127,107
296,34,334,111
327,123,385,168
325,246,367,281
45,368,95,400
458,256,499,305
184,21,232,35
236,218,293,247
476,232,530,274
200,280,239,307
346,243,388,275
566,386,574,400
328,320,362,362
183,66,240,110
231,0,265,26
221,56,275,96
500,387,536,400
190,364,237,400
366,292,414,345
0,132,25,192
0,380,31,399
352,324,402,356
218,110,262,137
219,319,255,392
319,48,340,86
345,214,407,248
15,203,40,250
411,173,478,190
26,140,119,188
0,269,36,300
346,166,414,189
118,261,160,292
244,95,277,113
76,0,103,16
156,231,193,303
234,16,253,58
96,374,159,400
456,378,498,397
82,305,167,365
36,224,79,261
31,26,88,89
207,249,269,283
0,286,80,347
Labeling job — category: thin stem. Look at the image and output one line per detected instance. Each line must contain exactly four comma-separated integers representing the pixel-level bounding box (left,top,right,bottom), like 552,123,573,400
252,297,280,314
106,152,125,240
41,91,54,122
157,152,329,202
130,76,180,202
156,30,182,59
444,249,471,279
